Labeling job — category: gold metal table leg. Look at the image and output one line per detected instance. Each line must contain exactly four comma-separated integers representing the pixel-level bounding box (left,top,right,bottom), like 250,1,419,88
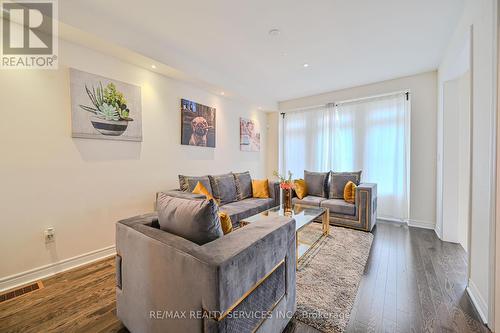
322,208,330,235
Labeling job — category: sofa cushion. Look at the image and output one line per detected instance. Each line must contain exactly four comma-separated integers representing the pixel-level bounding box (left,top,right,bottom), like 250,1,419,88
233,171,252,200
209,173,238,205
218,211,233,234
156,193,223,245
343,181,357,204
294,179,307,199
179,175,212,194
192,181,216,202
304,170,329,198
292,195,327,207
321,198,356,216
329,171,361,199
221,198,274,225
252,179,270,198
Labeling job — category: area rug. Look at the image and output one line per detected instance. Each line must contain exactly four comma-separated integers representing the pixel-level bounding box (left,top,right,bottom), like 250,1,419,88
294,223,374,333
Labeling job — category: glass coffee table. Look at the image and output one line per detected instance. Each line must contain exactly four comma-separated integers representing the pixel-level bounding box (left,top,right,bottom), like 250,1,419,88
240,205,330,263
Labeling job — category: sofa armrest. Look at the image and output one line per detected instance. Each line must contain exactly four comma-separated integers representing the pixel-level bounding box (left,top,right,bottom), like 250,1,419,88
268,180,280,207
356,183,377,230
199,216,296,318
356,183,377,201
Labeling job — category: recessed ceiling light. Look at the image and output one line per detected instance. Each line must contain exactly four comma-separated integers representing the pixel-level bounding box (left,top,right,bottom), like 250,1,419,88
269,29,280,36
151,64,156,69
303,63,310,68
220,91,225,96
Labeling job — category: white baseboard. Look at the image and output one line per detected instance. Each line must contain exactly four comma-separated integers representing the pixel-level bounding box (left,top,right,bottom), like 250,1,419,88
466,279,488,324
407,219,435,230
0,245,116,293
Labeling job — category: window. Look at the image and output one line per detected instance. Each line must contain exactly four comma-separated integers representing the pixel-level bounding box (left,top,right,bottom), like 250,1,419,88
282,92,410,221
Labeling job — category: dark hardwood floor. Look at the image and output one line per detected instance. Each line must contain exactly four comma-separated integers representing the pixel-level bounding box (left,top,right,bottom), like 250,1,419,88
347,221,487,333
0,221,489,333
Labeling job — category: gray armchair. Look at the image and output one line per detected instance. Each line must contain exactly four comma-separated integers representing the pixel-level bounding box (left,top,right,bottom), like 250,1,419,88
116,213,296,333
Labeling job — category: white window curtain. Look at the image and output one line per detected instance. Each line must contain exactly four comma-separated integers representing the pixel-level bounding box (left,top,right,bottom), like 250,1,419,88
283,93,410,221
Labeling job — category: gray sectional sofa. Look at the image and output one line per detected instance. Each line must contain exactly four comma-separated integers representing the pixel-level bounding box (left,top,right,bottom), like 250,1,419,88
292,170,377,231
160,171,280,227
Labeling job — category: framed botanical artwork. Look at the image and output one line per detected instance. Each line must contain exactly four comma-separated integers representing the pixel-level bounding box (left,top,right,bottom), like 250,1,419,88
181,98,216,147
70,68,142,141
240,118,260,152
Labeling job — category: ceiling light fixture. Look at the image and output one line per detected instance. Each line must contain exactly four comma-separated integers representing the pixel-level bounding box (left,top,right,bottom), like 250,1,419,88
268,29,281,36
151,64,156,69
220,91,225,96
303,63,310,68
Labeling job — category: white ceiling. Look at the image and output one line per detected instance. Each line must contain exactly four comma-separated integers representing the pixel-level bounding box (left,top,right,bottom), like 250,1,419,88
59,0,464,107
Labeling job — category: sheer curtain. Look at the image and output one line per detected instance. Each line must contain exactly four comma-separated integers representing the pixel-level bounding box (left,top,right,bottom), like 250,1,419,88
283,93,409,221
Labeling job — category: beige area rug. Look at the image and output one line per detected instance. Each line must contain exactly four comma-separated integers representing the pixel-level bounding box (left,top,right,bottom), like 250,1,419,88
294,223,374,333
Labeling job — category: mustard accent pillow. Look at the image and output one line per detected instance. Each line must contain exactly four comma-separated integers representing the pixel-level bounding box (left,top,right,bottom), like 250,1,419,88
294,179,307,199
343,181,357,204
192,181,216,202
252,179,270,198
218,211,233,234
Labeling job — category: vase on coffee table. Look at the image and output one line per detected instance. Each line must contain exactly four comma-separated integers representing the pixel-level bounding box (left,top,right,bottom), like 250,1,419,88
282,188,293,216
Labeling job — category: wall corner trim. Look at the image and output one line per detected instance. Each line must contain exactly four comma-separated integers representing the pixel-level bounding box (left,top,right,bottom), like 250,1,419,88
434,223,443,240
467,278,489,324
0,245,116,293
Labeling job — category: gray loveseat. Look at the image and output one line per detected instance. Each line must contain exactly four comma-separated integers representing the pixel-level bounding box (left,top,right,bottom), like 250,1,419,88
160,171,280,227
116,212,297,333
292,171,377,231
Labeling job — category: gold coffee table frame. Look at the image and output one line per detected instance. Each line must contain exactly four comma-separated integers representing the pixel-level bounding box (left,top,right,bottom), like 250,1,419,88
240,204,330,265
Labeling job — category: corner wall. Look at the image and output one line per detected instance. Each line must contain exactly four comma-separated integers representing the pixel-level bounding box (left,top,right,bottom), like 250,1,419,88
438,0,497,325
0,39,267,288
277,71,438,228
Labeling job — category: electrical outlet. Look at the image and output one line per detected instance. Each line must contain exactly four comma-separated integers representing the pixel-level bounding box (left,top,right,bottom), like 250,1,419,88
44,227,55,243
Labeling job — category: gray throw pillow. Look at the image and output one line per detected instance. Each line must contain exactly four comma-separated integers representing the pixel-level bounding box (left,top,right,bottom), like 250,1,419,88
233,171,252,200
209,173,238,205
329,171,362,199
304,171,330,198
178,175,212,194
156,193,223,245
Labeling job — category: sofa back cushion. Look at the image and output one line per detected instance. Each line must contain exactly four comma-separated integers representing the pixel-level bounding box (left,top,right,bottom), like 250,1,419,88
209,173,238,205
179,175,212,194
329,171,362,199
156,193,223,245
304,171,329,198
233,171,253,200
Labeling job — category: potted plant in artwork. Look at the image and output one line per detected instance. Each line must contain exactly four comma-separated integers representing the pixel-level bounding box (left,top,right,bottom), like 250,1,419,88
79,82,133,136
273,170,294,215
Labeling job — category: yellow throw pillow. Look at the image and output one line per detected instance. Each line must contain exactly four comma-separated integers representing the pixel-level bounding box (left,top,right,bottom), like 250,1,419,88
218,211,233,234
252,179,270,198
192,181,216,202
294,179,307,199
343,181,357,204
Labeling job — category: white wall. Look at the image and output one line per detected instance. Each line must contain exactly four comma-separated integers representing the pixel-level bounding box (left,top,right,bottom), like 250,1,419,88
441,71,471,251
278,71,437,227
0,39,268,285
438,0,497,325
266,112,279,178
